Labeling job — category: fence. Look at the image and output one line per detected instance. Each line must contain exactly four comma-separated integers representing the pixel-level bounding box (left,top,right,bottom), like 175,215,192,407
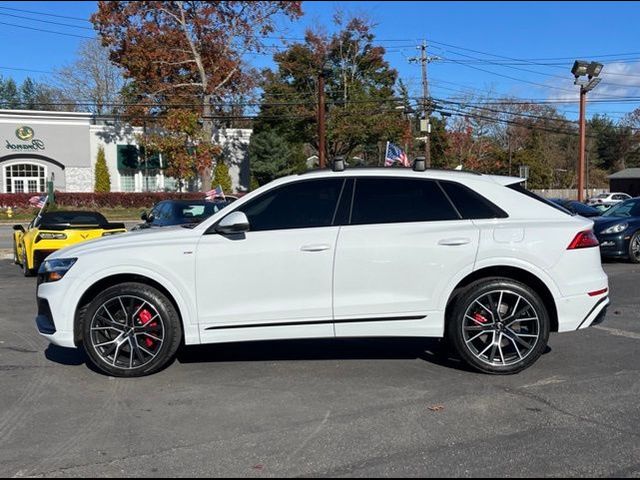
532,188,608,200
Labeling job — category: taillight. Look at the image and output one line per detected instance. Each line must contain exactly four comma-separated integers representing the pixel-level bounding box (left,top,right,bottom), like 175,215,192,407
567,230,600,250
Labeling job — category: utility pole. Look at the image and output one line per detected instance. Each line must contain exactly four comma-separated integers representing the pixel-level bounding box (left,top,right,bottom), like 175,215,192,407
409,41,438,168
507,129,513,177
420,40,430,168
317,69,327,169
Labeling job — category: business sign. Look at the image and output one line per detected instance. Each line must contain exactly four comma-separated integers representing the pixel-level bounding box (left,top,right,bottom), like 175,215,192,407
5,126,45,151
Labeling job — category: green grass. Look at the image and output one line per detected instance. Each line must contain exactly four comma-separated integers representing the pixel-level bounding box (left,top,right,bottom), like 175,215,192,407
0,206,145,223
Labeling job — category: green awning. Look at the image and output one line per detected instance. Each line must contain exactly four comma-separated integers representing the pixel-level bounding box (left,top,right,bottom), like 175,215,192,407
117,145,162,170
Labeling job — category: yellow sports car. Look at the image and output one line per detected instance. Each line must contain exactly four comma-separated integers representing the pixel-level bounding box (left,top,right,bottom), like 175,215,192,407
13,210,126,277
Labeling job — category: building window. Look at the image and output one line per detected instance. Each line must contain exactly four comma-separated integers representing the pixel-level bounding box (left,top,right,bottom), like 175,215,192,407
5,163,46,193
142,174,158,192
120,173,135,192
163,177,178,191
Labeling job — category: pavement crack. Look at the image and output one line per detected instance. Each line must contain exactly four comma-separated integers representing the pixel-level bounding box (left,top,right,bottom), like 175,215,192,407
502,386,640,439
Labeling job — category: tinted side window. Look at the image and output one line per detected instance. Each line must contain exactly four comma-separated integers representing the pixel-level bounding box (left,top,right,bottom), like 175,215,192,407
508,183,571,216
351,178,459,225
239,179,344,231
440,181,508,219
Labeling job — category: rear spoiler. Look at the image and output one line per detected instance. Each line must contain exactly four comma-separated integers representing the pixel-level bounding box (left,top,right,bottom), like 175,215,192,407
39,223,126,231
105,222,126,230
486,175,527,187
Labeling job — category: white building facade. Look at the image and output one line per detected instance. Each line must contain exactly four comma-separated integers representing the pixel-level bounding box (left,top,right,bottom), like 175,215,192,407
0,109,251,194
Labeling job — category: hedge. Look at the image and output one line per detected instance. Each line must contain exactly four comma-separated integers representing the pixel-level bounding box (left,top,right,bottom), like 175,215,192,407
0,192,207,209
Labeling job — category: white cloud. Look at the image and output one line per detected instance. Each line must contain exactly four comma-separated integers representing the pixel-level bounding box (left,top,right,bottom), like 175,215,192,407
544,61,640,103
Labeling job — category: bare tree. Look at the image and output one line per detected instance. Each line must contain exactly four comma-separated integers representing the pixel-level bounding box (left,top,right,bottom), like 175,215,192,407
54,38,125,115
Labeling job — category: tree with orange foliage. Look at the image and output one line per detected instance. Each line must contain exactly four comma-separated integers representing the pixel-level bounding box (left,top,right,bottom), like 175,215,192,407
92,1,302,191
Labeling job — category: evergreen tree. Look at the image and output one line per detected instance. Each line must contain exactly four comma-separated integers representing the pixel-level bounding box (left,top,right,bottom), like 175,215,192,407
94,146,111,192
21,78,38,109
0,78,20,108
248,130,306,186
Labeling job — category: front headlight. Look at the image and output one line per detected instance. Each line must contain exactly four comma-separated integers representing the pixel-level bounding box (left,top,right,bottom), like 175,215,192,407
601,223,629,235
38,258,77,283
36,232,67,242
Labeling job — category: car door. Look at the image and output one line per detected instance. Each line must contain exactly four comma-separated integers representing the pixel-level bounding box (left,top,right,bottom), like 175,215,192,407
333,177,481,338
196,178,347,343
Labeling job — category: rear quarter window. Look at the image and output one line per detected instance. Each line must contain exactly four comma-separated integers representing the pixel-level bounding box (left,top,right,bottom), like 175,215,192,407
507,183,572,216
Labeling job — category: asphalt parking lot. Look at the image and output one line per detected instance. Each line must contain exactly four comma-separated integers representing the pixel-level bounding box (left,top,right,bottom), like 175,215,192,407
0,257,639,478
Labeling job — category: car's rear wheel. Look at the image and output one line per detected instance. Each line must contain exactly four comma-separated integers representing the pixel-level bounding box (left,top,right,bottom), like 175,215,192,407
447,278,550,374
628,232,640,264
13,239,19,265
81,282,182,377
21,247,35,277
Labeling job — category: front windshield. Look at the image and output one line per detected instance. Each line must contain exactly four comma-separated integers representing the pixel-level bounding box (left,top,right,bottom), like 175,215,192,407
603,199,640,218
596,193,609,199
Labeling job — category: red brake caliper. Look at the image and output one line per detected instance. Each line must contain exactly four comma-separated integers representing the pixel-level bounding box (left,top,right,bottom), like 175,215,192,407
472,313,488,325
137,309,157,348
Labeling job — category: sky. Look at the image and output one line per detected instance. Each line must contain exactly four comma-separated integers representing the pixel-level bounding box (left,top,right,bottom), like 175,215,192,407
0,1,639,122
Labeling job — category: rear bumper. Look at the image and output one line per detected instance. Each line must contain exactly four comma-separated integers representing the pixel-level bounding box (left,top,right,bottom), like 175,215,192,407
556,293,610,332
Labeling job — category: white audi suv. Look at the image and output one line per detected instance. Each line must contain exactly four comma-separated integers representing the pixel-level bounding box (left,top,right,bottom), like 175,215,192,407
36,166,609,377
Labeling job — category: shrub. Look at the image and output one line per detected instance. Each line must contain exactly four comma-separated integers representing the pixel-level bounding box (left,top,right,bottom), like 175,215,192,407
0,192,205,209
212,161,233,194
94,146,111,192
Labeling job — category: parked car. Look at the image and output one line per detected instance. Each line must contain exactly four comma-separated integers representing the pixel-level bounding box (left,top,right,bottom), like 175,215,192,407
36,168,608,377
132,199,233,230
587,192,631,207
593,197,640,263
13,211,126,277
549,198,601,218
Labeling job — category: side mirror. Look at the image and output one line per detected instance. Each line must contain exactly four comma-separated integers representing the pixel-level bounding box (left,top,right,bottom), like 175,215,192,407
13,225,25,233
216,211,250,235
140,211,148,221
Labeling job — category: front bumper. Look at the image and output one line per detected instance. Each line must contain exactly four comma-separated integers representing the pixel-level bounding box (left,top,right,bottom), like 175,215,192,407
35,279,77,348
597,232,631,259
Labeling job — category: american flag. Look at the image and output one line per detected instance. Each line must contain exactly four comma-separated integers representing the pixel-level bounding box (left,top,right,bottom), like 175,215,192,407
205,185,225,201
384,142,410,167
29,195,47,209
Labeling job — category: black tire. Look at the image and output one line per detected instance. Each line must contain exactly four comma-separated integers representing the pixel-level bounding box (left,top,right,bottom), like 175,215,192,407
81,282,182,377
21,247,35,277
628,231,640,264
13,239,19,265
447,277,550,375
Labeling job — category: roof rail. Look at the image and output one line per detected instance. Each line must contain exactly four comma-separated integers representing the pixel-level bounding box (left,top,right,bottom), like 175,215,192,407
298,164,483,176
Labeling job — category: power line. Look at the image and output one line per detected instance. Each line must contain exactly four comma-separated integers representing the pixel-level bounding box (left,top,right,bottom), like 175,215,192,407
0,11,95,30
0,5,91,23
0,20,95,39
0,66,54,75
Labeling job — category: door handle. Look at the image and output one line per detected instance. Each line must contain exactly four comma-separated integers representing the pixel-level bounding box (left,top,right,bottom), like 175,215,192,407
438,238,471,246
301,244,331,252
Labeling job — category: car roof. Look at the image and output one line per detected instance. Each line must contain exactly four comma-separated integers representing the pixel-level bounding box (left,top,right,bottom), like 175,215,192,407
291,167,523,186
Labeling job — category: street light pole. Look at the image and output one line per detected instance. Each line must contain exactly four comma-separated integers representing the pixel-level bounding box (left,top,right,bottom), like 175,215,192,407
571,60,603,202
578,85,587,202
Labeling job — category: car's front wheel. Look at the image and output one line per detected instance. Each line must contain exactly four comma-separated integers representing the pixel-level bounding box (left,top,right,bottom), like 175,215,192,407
447,278,550,374
81,282,182,377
